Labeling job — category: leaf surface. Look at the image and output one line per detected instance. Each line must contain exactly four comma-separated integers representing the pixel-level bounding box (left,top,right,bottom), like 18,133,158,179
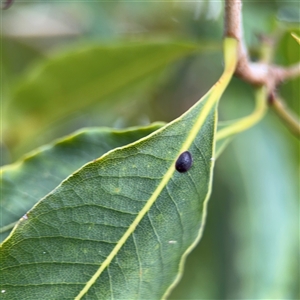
0,38,237,299
0,123,164,242
4,42,199,149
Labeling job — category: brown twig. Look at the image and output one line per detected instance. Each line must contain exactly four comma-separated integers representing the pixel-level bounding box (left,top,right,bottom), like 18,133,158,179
224,0,300,92
224,0,300,139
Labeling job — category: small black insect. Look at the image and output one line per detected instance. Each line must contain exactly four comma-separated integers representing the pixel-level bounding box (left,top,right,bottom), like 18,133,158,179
175,151,193,173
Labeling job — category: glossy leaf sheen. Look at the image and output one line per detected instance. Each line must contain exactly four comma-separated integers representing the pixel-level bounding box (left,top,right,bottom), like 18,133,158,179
0,123,164,242
0,38,237,299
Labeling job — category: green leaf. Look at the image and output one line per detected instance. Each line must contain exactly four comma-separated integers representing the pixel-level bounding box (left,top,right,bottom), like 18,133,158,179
4,42,199,150
0,123,164,242
0,38,237,299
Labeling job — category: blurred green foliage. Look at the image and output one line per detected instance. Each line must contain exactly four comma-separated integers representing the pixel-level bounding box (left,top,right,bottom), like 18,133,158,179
1,0,299,298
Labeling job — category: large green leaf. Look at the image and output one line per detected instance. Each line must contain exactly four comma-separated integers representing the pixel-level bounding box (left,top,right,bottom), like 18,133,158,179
0,38,237,299
0,123,164,243
3,42,200,150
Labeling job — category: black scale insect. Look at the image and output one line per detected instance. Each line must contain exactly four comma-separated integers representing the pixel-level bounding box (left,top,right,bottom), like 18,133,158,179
175,151,193,173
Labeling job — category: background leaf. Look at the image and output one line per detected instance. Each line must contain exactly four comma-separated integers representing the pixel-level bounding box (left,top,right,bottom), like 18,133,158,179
0,123,164,243
3,42,200,153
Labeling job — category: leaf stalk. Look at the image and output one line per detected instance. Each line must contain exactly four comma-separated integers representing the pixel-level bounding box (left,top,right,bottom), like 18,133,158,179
216,86,267,141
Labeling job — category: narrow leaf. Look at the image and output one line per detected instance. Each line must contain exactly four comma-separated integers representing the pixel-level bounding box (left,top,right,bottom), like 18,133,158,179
0,123,164,242
0,38,237,299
